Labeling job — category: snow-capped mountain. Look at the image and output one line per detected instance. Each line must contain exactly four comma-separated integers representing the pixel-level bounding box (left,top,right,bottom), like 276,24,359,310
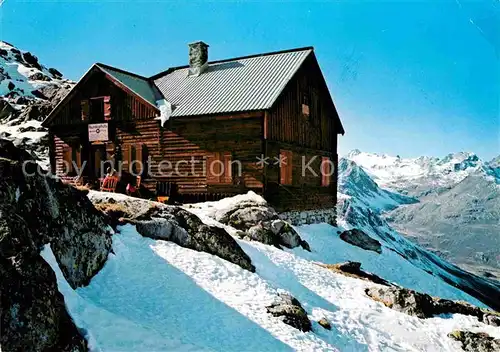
338,158,417,212
345,150,500,280
347,149,498,197
0,40,73,166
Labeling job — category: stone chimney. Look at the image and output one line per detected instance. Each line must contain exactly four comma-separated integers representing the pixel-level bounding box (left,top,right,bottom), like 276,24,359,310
188,41,209,77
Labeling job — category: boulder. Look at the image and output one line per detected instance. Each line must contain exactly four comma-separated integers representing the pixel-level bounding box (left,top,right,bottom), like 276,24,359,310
125,206,255,273
22,51,42,70
0,99,16,120
7,81,15,91
317,318,331,330
214,195,310,251
339,228,382,254
48,67,63,78
29,72,52,81
448,331,500,352
266,293,312,332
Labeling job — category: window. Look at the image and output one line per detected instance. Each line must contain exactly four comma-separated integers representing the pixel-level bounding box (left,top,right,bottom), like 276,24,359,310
302,92,310,118
279,150,293,185
84,96,111,122
123,143,144,175
321,156,332,187
62,144,81,175
206,152,232,184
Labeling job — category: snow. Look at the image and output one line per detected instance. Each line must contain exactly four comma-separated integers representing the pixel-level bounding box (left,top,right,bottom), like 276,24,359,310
155,99,173,127
346,150,484,193
41,194,500,351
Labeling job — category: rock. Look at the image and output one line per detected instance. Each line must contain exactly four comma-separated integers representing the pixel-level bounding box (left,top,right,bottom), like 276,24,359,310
49,67,63,78
337,261,362,272
339,228,382,254
129,206,255,272
365,286,435,319
0,99,16,120
247,223,278,246
29,72,52,81
0,48,8,56
7,81,15,91
227,206,276,229
266,293,312,332
13,96,29,105
214,196,310,251
270,219,285,234
0,252,88,351
18,126,37,133
31,89,48,99
277,222,301,248
483,314,500,327
22,51,42,70
366,286,500,327
448,331,500,352
1,140,113,350
321,261,392,286
317,318,331,330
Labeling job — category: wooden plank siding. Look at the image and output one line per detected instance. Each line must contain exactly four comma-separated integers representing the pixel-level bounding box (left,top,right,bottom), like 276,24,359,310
158,114,265,198
264,53,340,211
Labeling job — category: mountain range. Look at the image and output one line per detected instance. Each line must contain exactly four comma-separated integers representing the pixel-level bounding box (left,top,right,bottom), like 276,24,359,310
345,150,500,279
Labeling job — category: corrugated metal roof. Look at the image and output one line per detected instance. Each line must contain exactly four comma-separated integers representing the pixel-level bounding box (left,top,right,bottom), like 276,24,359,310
153,49,312,117
97,64,158,106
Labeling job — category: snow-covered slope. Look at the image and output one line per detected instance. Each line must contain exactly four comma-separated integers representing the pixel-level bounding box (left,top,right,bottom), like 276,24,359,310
39,190,500,351
0,41,73,166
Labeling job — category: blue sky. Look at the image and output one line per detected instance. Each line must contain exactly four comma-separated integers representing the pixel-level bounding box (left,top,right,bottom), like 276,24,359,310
1,0,499,160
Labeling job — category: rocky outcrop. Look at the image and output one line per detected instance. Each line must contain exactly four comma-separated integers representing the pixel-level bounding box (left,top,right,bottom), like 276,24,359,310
1,140,113,350
1,254,87,351
320,261,392,286
210,193,311,251
339,228,382,254
448,331,500,352
266,293,312,332
89,193,255,273
366,286,500,326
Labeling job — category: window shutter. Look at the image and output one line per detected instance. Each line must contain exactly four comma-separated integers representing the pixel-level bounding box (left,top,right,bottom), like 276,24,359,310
206,152,219,184
63,146,73,173
321,156,331,187
81,100,89,121
287,151,293,185
135,143,143,175
103,96,111,121
122,144,131,173
280,150,293,185
222,152,232,184
76,148,82,169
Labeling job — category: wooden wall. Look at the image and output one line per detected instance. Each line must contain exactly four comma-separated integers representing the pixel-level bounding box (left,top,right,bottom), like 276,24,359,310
157,113,264,198
263,52,341,211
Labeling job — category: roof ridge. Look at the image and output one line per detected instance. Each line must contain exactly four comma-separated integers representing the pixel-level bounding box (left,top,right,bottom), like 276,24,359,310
149,46,314,80
95,62,150,81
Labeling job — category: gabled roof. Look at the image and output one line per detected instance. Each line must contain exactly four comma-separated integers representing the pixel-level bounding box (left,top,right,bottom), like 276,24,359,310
152,47,313,117
42,64,160,126
96,63,159,105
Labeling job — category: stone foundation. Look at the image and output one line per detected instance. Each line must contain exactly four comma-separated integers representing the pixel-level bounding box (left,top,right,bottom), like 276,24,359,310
279,208,337,226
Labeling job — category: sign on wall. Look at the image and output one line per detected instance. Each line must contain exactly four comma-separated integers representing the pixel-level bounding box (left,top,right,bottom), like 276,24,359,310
88,123,109,142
